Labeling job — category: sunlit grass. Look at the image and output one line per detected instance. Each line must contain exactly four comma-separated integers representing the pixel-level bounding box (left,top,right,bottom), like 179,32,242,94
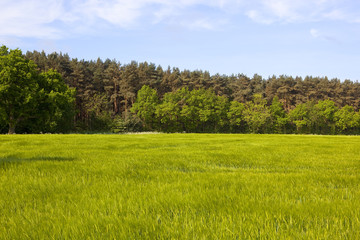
1,134,359,239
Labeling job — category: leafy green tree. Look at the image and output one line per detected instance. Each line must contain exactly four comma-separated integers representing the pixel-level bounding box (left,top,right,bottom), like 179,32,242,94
155,88,229,133
179,88,226,132
179,89,202,132
0,46,40,134
313,100,338,134
30,70,75,133
243,94,271,133
131,85,159,130
22,47,360,134
0,46,75,133
356,112,360,134
155,89,186,132
270,96,288,133
227,101,246,133
288,102,312,133
193,89,216,132
334,105,359,134
213,94,230,132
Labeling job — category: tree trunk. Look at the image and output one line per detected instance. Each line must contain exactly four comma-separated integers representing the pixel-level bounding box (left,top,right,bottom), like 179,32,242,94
114,81,118,114
124,96,128,113
8,123,16,134
8,113,16,134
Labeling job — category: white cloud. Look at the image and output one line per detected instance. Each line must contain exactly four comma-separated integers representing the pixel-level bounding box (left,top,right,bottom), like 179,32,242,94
0,0,358,39
323,9,345,21
245,0,360,24
0,0,64,38
186,19,216,30
246,0,321,23
310,28,321,38
310,28,340,43
246,10,274,24
0,0,239,38
263,0,295,19
178,18,229,30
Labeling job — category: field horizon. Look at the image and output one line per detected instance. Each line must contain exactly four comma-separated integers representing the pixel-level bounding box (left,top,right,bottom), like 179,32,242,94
1,133,359,239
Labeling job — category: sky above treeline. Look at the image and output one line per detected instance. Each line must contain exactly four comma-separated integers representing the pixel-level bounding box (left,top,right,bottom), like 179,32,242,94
1,0,359,81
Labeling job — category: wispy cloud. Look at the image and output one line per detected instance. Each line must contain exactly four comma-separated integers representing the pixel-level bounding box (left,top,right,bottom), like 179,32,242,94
245,0,360,24
0,0,358,39
310,28,321,38
245,0,324,24
246,10,274,24
0,0,237,39
0,0,64,38
310,28,341,43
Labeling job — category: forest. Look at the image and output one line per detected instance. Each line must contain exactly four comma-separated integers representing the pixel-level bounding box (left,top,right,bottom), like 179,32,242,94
1,46,359,134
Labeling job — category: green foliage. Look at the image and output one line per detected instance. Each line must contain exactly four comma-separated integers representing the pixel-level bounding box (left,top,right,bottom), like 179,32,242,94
213,94,230,132
313,100,338,134
180,88,227,132
334,105,359,134
81,93,113,132
25,69,75,133
0,46,39,133
131,85,159,130
155,89,186,132
135,86,230,133
131,86,360,134
270,96,288,133
111,111,143,133
289,100,342,134
227,101,246,132
289,102,314,134
0,46,359,134
0,46,75,133
22,48,360,134
1,134,360,238
243,94,271,133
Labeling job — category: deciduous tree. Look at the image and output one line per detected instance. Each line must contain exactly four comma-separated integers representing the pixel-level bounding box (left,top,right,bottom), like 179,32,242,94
0,46,75,133
0,46,40,134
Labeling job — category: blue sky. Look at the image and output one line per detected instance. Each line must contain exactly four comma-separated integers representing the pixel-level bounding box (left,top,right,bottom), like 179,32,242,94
1,0,359,81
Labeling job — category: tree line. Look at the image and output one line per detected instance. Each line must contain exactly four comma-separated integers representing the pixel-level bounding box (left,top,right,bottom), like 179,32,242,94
132,85,360,134
0,45,359,134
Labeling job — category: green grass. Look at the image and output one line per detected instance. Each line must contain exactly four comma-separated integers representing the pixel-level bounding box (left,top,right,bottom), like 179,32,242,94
0,134,359,239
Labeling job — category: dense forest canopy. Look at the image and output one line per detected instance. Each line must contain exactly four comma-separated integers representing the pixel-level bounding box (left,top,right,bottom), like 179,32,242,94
0,46,359,134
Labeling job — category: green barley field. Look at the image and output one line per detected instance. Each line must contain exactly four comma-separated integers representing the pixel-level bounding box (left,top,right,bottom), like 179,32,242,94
1,134,359,239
